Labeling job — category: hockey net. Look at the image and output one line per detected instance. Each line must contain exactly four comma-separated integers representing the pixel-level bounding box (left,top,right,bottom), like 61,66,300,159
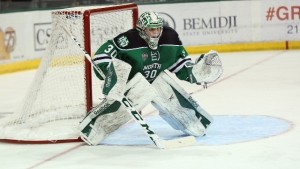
0,3,138,143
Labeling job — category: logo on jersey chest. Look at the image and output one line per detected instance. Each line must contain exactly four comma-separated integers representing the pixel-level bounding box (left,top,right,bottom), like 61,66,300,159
151,50,160,61
142,53,148,61
141,50,160,61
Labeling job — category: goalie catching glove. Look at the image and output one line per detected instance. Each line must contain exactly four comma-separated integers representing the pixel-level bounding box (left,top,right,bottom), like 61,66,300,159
192,50,223,88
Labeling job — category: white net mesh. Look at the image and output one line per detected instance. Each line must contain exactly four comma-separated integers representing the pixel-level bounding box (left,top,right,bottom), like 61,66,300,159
0,4,136,142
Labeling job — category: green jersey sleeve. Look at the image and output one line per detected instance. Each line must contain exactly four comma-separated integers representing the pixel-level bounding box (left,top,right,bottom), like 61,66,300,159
93,40,118,80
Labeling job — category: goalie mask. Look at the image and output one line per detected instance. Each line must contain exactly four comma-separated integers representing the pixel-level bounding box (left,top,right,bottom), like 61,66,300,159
136,11,163,50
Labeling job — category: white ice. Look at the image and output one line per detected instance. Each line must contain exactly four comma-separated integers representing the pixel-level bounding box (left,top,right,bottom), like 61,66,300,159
0,50,300,169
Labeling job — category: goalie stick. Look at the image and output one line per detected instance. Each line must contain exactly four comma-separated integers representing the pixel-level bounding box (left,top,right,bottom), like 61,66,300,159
62,25,196,149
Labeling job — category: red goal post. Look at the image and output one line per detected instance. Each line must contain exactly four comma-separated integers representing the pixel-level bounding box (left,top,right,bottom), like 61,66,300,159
81,3,138,112
0,3,138,143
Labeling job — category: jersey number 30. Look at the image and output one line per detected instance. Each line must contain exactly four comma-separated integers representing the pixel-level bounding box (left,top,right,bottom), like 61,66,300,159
144,70,157,79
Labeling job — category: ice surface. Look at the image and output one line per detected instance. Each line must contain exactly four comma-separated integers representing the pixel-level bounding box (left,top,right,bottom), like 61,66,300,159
0,50,300,169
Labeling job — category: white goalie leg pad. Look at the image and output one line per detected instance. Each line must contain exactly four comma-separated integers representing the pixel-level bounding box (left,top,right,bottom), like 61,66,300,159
79,99,131,146
79,73,157,145
152,71,213,136
193,50,223,84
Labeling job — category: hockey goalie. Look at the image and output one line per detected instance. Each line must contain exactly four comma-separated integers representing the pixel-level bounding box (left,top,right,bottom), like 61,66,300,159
78,11,223,148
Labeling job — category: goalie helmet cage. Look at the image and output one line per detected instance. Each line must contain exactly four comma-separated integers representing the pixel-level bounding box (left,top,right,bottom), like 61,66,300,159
0,3,138,144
